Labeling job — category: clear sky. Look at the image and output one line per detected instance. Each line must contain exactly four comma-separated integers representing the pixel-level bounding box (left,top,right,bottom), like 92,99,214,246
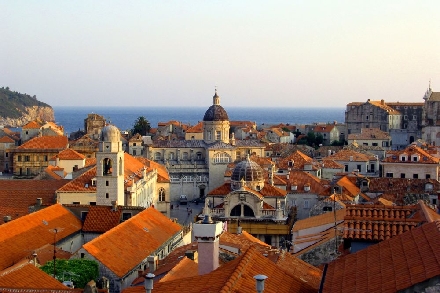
1,1,439,108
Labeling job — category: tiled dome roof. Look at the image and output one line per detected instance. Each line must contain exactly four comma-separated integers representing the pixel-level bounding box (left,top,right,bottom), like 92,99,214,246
203,104,229,121
101,125,120,142
231,156,264,182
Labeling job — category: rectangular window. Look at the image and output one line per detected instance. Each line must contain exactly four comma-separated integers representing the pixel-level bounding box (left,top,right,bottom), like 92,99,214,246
26,168,30,175
372,143,378,146
106,181,109,186
216,131,221,140
345,165,348,172
304,200,310,209
400,173,405,178
122,212,132,221
357,165,361,172
25,156,30,162
89,202,96,206
18,155,21,162
426,174,431,179
105,193,109,198
73,201,80,204
413,174,418,179
81,211,88,221
386,172,393,178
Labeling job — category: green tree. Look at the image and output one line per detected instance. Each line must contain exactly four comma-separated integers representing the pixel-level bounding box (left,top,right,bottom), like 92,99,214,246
315,133,324,145
131,116,151,135
306,132,316,145
40,259,99,288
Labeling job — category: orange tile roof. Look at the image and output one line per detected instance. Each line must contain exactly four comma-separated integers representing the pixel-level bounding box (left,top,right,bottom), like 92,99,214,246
293,209,346,232
327,149,375,162
136,157,170,183
82,205,122,233
286,171,326,194
0,262,67,289
159,257,198,283
53,148,85,160
0,180,70,223
275,250,322,290
31,243,72,266
44,165,65,179
348,127,391,140
0,136,15,143
22,120,42,129
208,182,287,198
0,204,82,271
342,202,438,241
322,159,344,169
83,207,182,278
313,124,335,133
186,122,204,133
277,150,321,170
56,167,97,192
17,136,68,150
383,144,440,164
323,220,440,293
368,100,401,114
123,245,317,293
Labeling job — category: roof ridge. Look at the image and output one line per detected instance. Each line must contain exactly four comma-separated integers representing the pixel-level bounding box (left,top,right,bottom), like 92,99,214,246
219,245,258,293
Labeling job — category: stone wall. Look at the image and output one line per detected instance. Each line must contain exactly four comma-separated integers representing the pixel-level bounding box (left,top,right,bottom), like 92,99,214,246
298,235,343,267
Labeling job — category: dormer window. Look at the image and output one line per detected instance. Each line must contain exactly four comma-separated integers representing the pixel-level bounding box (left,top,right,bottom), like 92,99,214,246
291,182,298,191
400,155,407,162
425,183,433,191
304,184,311,192
412,155,419,162
288,160,294,167
91,178,96,186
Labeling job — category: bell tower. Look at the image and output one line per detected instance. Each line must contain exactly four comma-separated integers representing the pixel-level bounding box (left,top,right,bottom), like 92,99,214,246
96,125,125,206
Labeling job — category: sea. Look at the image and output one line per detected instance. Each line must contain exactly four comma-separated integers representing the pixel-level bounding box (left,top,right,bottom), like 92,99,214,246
53,106,345,135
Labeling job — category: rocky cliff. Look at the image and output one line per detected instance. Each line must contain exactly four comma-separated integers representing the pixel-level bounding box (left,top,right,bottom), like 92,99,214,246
0,87,55,127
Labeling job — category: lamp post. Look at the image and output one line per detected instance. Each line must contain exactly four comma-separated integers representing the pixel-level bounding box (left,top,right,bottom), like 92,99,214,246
53,228,58,278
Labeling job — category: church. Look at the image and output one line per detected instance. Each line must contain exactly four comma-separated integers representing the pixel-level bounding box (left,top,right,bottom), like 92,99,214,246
145,90,266,202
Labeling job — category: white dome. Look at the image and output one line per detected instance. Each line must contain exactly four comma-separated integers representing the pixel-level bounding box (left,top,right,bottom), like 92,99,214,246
101,125,120,142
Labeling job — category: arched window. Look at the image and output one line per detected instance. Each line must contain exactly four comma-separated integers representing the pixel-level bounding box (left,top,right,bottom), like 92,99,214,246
159,188,166,201
182,152,189,160
103,158,113,175
214,152,231,164
196,152,203,160
169,152,175,160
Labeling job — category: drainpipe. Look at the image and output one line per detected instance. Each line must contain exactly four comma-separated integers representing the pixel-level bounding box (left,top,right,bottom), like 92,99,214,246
254,275,268,293
144,273,155,293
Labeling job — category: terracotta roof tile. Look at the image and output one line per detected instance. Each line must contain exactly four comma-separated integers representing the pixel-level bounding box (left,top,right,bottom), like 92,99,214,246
43,165,66,179
159,257,198,283
17,136,68,150
0,136,15,143
83,207,181,278
0,180,70,223
323,220,440,293
0,204,82,271
327,149,375,162
383,144,440,164
124,246,317,293
348,128,391,140
22,120,43,129
293,209,346,232
82,205,122,233
53,148,85,160
57,167,97,192
0,262,67,289
186,122,204,133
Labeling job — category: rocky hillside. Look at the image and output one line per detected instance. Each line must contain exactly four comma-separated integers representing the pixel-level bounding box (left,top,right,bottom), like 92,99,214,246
0,87,54,127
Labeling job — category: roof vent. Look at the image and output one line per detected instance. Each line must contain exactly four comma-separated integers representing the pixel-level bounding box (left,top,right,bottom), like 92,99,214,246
254,275,268,293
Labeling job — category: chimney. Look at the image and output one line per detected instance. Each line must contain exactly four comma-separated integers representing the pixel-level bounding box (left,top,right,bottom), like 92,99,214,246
381,99,385,105
111,200,118,211
147,255,158,273
193,215,223,275
36,198,42,207
144,273,155,293
3,215,11,223
254,275,268,293
32,252,38,266
237,226,242,234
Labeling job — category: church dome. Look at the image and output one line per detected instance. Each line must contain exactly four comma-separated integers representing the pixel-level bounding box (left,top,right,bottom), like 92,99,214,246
231,156,264,182
101,124,121,142
203,105,229,121
203,90,229,121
